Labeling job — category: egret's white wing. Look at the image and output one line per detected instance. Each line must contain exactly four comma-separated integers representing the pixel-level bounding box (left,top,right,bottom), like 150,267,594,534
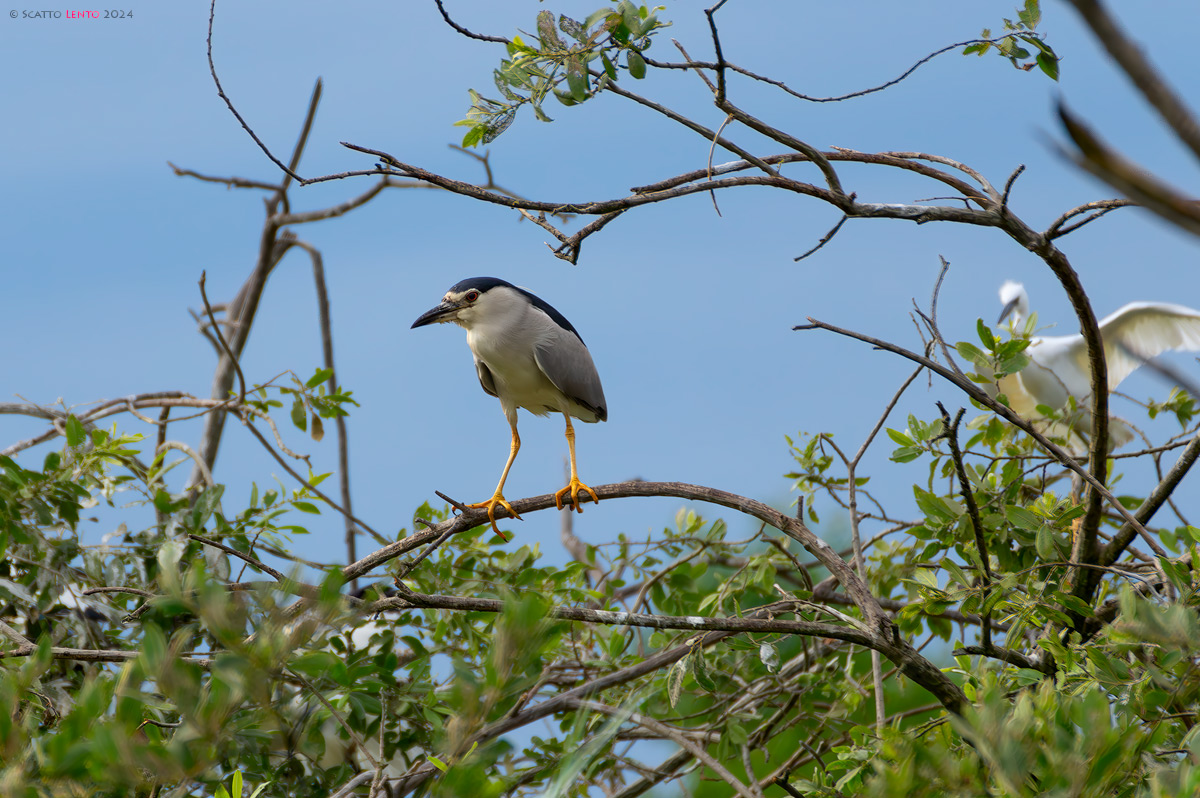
1087,302,1200,388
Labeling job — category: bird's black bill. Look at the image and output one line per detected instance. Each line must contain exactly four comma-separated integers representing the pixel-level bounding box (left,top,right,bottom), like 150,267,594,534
411,301,461,329
997,298,1020,325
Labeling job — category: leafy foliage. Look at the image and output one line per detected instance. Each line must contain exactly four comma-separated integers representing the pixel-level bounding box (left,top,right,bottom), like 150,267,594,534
962,0,1060,80
456,3,669,147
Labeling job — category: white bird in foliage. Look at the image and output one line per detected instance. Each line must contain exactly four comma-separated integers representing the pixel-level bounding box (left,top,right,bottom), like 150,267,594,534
994,280,1200,447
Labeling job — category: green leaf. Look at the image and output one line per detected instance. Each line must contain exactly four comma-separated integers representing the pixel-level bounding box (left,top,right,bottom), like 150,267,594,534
1056,592,1095,618
627,50,646,79
913,567,940,589
292,501,321,514
65,415,86,447
690,649,717,691
189,485,225,530
1036,51,1059,81
618,0,639,32
536,10,565,49
306,368,334,388
914,488,957,523
667,657,685,707
981,585,1006,616
291,396,307,431
157,539,184,591
941,559,971,589
759,642,779,673
291,651,342,678
600,52,618,79
976,319,996,350
461,124,485,149
1019,0,1041,28
1006,505,1041,532
1034,525,1057,560
559,14,584,41
955,341,984,364
565,55,589,101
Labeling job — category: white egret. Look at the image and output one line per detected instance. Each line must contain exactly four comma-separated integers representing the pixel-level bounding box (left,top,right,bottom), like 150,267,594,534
992,280,1200,447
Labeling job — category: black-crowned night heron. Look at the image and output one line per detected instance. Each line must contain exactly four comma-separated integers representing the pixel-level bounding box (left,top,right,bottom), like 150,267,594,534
412,277,607,537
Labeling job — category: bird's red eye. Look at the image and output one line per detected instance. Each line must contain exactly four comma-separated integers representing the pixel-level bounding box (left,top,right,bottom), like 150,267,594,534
465,290,480,302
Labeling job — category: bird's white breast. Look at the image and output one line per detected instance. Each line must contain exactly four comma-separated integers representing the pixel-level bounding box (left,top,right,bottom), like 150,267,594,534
465,300,565,417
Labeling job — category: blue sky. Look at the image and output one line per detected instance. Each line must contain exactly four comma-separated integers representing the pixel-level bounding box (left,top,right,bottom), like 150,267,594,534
4,1,1200,572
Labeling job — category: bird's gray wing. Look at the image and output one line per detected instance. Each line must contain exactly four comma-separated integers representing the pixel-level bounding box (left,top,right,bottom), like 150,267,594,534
533,327,607,422
474,356,499,398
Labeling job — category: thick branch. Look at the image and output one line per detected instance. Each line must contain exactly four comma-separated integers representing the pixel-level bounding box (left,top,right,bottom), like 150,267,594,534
353,480,966,721
1066,0,1200,164
1103,429,1200,565
1057,103,1200,236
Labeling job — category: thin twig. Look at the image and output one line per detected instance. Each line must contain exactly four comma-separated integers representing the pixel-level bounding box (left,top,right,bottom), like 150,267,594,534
1001,163,1026,209
199,271,246,405
935,403,993,650
1045,199,1134,239
432,0,510,43
794,215,848,262
167,162,281,192
188,533,285,581
287,667,379,769
205,0,301,181
647,36,1036,105
289,239,359,586
569,698,759,798
159,441,215,490
242,421,387,546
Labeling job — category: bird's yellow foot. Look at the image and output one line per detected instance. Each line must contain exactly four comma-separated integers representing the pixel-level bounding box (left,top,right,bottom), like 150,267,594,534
555,478,600,513
466,493,521,540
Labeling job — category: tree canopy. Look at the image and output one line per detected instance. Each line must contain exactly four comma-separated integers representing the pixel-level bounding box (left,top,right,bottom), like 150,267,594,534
4,1,1200,797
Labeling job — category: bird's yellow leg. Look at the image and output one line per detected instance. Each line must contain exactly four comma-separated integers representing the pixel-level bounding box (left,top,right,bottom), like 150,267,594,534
467,422,522,539
555,414,599,513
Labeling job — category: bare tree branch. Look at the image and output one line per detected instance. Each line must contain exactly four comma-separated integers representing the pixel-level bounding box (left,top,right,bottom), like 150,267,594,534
287,239,360,583
205,0,301,182
1056,103,1200,236
1066,0,1200,163
645,36,1036,104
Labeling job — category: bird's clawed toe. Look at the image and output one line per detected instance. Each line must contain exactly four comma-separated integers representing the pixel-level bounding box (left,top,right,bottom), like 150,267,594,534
555,478,600,513
466,493,521,540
